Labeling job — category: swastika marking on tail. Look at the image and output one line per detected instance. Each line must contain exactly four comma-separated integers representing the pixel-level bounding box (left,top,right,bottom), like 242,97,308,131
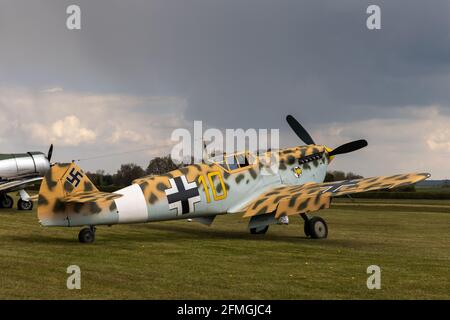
66,168,83,188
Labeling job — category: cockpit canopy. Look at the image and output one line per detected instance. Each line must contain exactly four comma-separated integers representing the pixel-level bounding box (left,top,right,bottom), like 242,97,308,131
211,151,256,172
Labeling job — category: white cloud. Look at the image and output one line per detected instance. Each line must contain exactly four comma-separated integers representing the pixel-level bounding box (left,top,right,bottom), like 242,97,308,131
1,86,449,178
28,115,97,146
110,129,142,144
0,86,188,172
426,129,450,152
42,87,64,93
306,106,450,179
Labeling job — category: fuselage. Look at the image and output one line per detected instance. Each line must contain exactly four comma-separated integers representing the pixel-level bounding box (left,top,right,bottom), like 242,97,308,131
0,152,50,181
47,145,332,227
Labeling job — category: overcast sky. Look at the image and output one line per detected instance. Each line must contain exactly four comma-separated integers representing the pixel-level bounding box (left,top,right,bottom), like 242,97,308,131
0,0,449,178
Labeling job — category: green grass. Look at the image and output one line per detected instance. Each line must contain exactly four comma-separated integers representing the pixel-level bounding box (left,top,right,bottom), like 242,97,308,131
0,199,449,299
416,187,450,193
335,198,450,205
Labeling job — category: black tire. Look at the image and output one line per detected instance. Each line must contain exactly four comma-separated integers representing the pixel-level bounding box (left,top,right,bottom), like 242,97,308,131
1,195,14,209
18,199,33,210
308,217,328,239
250,225,269,235
78,228,95,243
304,222,311,237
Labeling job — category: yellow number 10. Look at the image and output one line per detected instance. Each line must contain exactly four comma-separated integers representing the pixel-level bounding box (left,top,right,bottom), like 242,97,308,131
198,172,227,203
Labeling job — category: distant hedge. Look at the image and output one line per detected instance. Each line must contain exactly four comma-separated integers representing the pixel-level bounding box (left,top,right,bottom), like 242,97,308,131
342,192,450,200
98,185,124,193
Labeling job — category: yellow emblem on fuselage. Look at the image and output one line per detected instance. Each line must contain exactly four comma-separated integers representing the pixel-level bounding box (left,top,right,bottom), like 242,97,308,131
293,166,302,178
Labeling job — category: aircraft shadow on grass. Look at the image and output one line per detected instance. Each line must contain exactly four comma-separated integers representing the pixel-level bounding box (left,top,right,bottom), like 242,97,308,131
7,224,382,250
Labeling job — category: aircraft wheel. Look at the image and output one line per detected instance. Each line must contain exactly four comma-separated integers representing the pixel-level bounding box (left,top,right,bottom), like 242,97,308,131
18,199,33,210
308,217,328,239
250,225,269,235
78,227,96,243
1,195,14,209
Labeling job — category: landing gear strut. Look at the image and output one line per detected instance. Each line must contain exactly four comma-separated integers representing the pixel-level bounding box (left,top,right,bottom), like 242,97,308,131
78,226,96,243
18,190,33,210
301,213,328,239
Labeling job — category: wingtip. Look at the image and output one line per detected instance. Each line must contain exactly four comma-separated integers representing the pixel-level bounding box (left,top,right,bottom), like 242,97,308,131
417,172,431,180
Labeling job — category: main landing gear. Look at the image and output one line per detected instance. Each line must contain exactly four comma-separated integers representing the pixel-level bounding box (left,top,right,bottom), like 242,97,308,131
301,213,328,239
78,226,96,243
0,194,33,210
18,199,33,210
248,214,327,239
0,194,14,209
250,225,269,234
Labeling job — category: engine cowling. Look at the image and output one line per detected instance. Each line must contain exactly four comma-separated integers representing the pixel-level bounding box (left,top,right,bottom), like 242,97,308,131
0,152,50,180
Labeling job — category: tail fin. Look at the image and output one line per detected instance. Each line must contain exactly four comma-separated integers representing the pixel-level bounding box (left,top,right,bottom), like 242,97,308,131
37,162,103,226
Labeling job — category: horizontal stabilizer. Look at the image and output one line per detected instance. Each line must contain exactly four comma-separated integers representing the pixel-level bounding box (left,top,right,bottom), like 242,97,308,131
62,191,122,203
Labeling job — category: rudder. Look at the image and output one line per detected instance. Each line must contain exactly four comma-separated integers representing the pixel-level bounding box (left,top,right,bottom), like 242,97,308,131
38,162,99,226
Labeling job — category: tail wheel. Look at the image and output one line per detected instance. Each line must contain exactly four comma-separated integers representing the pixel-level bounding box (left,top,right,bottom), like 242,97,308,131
1,195,14,209
78,227,96,243
250,225,269,235
18,199,33,210
308,217,328,239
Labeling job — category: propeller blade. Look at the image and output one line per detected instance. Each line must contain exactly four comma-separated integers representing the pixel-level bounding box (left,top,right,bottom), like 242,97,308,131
47,144,53,161
328,139,368,157
286,115,315,145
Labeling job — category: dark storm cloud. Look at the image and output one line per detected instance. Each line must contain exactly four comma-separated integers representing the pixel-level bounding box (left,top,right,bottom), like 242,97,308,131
1,0,450,177
2,0,450,127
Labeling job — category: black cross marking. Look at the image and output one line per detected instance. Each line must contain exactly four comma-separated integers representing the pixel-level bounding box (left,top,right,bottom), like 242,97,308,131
166,176,200,215
66,168,83,188
320,180,357,194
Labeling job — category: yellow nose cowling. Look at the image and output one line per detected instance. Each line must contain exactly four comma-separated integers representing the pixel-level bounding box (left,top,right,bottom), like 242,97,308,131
325,146,335,162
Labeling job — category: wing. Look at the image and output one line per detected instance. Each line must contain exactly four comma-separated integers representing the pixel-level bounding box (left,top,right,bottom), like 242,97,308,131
62,191,122,203
0,177,43,193
243,172,430,218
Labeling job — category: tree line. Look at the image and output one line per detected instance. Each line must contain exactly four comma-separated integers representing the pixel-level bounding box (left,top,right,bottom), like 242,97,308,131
86,156,181,189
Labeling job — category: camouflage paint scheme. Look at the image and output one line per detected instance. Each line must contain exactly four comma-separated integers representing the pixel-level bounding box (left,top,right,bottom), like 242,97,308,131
37,145,430,230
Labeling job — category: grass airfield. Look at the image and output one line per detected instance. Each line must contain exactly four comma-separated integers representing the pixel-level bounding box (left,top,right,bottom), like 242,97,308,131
0,198,449,299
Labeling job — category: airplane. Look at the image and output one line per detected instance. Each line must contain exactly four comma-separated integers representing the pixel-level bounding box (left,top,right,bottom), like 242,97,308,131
0,145,53,210
36,116,430,243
